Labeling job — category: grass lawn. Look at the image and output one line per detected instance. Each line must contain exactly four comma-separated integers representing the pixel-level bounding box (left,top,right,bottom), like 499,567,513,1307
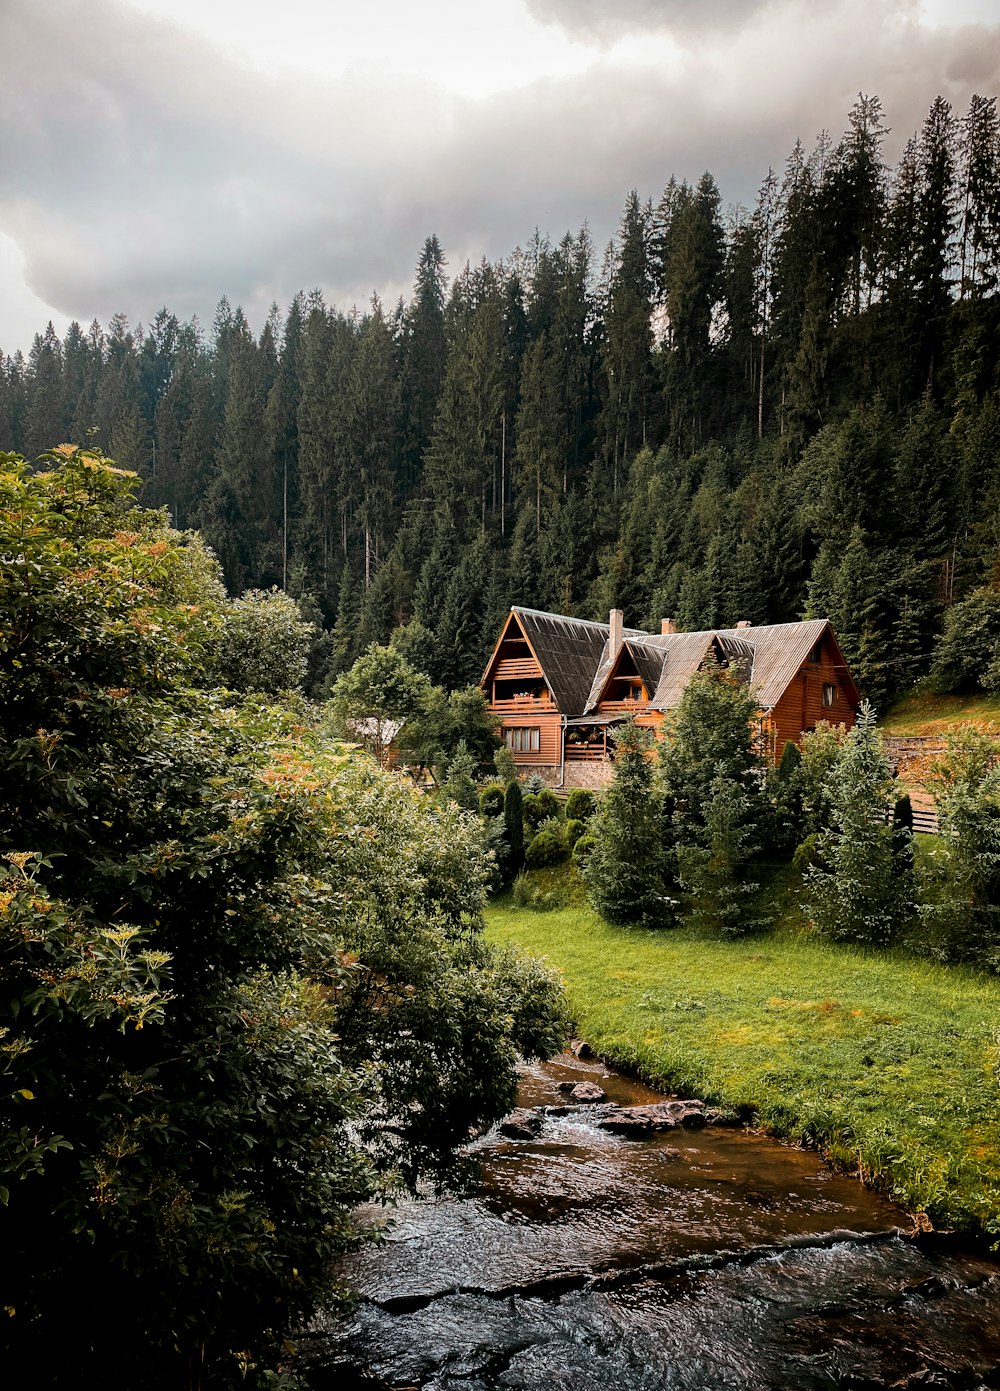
486,879,1000,1236
881,688,1000,736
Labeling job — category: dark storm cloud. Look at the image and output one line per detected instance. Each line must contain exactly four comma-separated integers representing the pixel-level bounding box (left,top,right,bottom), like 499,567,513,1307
1,0,998,345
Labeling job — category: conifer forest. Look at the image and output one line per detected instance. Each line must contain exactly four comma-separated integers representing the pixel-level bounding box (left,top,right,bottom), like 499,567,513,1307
3,93,1000,707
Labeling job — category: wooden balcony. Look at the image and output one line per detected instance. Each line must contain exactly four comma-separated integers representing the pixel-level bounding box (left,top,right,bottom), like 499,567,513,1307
491,695,556,712
565,745,607,762
494,657,542,680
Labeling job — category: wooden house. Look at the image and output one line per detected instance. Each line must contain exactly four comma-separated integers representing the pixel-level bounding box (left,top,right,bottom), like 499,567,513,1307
480,606,859,788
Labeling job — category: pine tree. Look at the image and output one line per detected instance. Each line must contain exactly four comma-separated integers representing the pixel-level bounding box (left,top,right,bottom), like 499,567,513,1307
807,703,905,945
585,722,671,926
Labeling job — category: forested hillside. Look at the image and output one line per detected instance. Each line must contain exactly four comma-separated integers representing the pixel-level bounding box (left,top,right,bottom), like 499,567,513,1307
3,93,1000,706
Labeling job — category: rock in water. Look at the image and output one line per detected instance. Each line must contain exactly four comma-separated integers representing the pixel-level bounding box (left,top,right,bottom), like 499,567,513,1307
570,1082,607,1103
498,1109,543,1141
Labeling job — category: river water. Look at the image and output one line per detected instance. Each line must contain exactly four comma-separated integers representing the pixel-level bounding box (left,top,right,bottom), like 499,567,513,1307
304,1054,1000,1390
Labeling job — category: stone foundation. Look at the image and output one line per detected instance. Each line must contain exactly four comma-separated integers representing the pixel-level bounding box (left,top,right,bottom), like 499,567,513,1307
561,761,614,791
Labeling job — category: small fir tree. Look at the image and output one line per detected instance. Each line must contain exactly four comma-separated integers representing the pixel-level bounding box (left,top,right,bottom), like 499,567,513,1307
677,767,764,937
806,703,907,945
584,722,672,927
921,728,1000,966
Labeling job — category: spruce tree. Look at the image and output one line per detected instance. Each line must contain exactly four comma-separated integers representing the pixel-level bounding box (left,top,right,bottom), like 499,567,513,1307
806,703,905,946
585,722,671,927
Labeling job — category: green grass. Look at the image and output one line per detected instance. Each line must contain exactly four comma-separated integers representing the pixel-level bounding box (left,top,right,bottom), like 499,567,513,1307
882,688,1000,736
486,884,1000,1236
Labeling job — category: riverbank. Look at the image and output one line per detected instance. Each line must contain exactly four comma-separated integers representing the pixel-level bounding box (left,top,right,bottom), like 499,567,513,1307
485,896,1000,1236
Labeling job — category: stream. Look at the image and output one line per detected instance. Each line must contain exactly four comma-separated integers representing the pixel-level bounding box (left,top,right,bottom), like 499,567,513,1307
303,1054,1000,1390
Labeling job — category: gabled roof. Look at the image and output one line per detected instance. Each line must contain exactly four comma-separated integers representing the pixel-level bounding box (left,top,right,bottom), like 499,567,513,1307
585,630,756,714
510,607,646,717
714,619,834,709
484,608,858,720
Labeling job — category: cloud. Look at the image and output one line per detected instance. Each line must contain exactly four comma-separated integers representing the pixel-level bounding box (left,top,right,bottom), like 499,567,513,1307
0,0,997,348
524,0,777,44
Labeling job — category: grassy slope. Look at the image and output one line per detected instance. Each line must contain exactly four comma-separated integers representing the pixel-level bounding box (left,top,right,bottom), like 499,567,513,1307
486,883,1000,1235
882,689,1000,736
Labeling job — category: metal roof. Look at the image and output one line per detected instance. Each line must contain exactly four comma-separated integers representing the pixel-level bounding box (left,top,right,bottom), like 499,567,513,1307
513,607,646,717
498,609,850,719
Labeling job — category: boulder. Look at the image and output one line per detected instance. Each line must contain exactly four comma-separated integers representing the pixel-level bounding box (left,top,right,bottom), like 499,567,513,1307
569,1082,607,1103
498,1109,543,1141
570,1039,594,1059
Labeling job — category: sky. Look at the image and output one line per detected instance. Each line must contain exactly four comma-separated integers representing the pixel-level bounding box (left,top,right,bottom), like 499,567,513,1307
1,0,998,354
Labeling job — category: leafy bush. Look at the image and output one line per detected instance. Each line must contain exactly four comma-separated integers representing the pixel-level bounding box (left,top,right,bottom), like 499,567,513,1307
565,788,596,822
215,587,316,694
525,828,565,868
503,781,525,879
564,818,586,849
0,449,571,1388
572,832,596,867
510,871,564,912
524,788,560,830
479,783,506,817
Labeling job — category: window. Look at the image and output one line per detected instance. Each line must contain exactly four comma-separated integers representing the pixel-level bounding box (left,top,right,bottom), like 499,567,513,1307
505,726,540,753
809,640,824,663
822,683,837,708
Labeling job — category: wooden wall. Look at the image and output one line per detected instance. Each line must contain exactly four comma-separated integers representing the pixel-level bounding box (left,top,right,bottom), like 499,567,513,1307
499,710,563,767
768,640,856,759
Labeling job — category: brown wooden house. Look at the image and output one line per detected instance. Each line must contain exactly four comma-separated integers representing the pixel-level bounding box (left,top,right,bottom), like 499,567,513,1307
481,606,859,788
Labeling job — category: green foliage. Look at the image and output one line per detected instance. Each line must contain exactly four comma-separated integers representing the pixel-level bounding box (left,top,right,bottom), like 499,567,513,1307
502,780,525,880
806,704,909,946
0,450,571,1387
677,770,764,937
769,739,804,854
572,832,596,867
215,587,316,694
330,642,432,766
796,722,850,836
918,727,1000,966
524,828,565,869
524,787,560,830
493,743,517,786
564,818,586,849
478,782,506,817
523,772,547,795
585,722,671,927
564,788,596,822
659,660,766,839
400,683,501,782
439,739,479,811
931,587,1000,694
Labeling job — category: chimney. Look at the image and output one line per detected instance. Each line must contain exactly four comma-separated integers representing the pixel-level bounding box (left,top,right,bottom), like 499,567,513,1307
661,618,677,635
609,608,624,660
736,620,752,629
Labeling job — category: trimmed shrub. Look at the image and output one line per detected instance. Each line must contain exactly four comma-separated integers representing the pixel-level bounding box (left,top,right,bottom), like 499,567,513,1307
503,781,524,878
564,818,586,849
524,788,560,831
479,783,505,817
572,832,596,867
525,828,565,868
565,788,596,822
